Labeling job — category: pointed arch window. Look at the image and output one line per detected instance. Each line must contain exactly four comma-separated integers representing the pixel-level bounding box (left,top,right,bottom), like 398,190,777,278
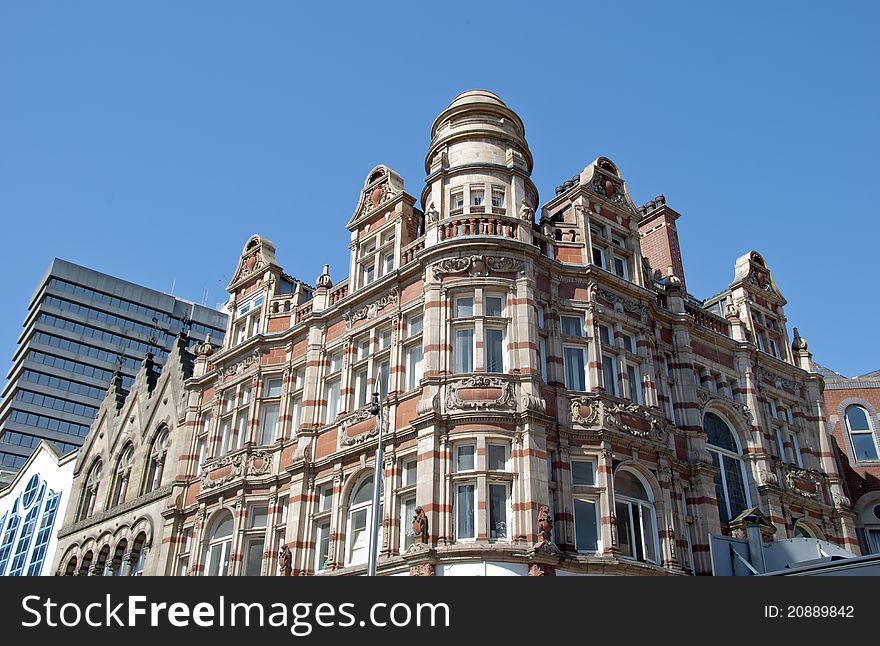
145,428,170,493
79,460,103,521
111,444,134,506
704,412,750,524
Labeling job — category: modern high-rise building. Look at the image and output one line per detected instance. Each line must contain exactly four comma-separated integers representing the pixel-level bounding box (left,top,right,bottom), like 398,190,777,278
53,91,859,577
0,259,227,478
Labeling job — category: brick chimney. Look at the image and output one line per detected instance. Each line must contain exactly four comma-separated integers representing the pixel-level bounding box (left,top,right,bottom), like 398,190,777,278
637,195,686,294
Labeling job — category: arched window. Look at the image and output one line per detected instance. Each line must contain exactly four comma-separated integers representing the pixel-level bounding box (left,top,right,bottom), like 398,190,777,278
204,512,234,576
145,428,170,493
614,469,659,564
64,555,77,576
793,521,815,539
79,460,103,521
845,405,879,462
78,550,94,576
111,444,134,507
346,476,381,566
704,412,750,524
96,544,111,576
130,532,147,576
111,539,128,576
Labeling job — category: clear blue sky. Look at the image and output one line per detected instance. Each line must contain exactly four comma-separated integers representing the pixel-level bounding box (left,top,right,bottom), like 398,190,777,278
1,2,877,377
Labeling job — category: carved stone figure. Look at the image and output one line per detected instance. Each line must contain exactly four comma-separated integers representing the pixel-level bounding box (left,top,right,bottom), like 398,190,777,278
536,505,553,545
278,544,292,576
412,506,428,544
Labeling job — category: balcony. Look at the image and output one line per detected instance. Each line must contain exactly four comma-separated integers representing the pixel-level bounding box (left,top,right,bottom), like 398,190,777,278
438,215,520,242
685,302,731,337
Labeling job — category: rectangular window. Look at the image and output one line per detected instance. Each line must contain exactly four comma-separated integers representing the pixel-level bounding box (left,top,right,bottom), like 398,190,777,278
603,356,619,396
452,192,464,209
264,378,283,398
491,189,505,208
539,338,548,383
383,252,395,275
471,189,484,206
592,247,606,269
487,444,508,470
613,256,628,279
484,296,504,317
259,403,279,445
574,498,599,552
290,397,302,437
622,334,634,353
407,314,423,336
769,338,781,359
401,497,416,552
361,263,375,287
561,316,584,337
627,364,643,405
315,522,331,572
244,539,264,576
485,328,504,372
563,346,587,392
571,460,595,486
453,328,475,373
790,433,803,468
378,328,392,350
329,353,343,373
456,484,476,540
456,445,475,471
249,506,269,529
403,459,418,487
355,368,369,408
406,344,423,390
775,428,786,461
319,485,333,512
325,380,340,423
376,359,390,397
489,484,509,541
454,297,474,318
357,338,370,360
599,325,612,347
219,417,232,455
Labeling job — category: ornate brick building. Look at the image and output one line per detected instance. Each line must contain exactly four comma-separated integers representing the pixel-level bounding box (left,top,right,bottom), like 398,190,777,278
814,364,880,555
53,90,858,576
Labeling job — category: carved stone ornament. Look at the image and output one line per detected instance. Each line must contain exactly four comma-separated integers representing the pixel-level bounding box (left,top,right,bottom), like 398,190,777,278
444,375,516,411
220,348,263,378
432,255,526,279
339,407,383,446
343,287,399,329
201,450,273,489
696,388,753,424
785,466,821,500
409,563,436,576
756,366,801,392
590,172,632,212
595,287,648,322
569,392,670,440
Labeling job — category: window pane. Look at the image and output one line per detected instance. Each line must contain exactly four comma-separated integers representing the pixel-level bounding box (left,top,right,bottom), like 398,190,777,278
561,316,583,337
627,365,642,404
453,328,474,373
574,499,598,552
603,356,617,396
401,498,416,551
846,406,871,431
249,506,269,528
456,484,475,540
406,344,423,390
489,484,508,541
722,454,748,522
564,347,586,391
852,433,880,461
485,328,504,372
316,523,330,572
641,504,657,563
403,459,417,487
455,298,473,318
456,445,475,471
616,501,633,558
572,460,595,486
485,297,504,317
487,445,508,470
260,404,278,444
599,325,612,346
244,540,264,576
408,315,423,336
356,369,369,407
710,451,730,523
592,247,605,268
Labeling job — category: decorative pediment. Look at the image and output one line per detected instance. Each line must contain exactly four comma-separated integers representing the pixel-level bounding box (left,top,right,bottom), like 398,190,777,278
732,251,784,301
581,157,636,214
227,235,280,290
347,165,405,230
432,255,526,279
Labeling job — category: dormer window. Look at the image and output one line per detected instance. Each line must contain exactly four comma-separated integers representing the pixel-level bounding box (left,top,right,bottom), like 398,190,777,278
357,227,397,290
234,294,264,344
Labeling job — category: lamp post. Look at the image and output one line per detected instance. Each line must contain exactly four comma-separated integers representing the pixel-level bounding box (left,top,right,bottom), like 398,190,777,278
367,389,384,577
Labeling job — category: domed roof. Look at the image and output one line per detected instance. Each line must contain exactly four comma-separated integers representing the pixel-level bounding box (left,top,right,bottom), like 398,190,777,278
446,89,507,109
